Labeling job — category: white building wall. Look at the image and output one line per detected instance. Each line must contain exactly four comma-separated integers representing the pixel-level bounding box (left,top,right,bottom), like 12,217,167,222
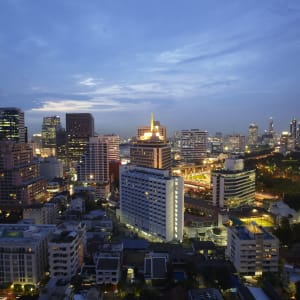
120,166,183,242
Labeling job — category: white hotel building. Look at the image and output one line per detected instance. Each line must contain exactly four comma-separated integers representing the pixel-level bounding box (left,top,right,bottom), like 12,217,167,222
120,166,184,242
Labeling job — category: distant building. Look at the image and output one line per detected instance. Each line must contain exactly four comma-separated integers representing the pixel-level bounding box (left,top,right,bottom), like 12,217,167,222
0,107,25,142
211,158,255,209
0,224,56,287
120,165,184,242
66,113,94,164
224,134,245,153
248,123,259,149
0,141,47,207
227,222,279,275
179,129,208,162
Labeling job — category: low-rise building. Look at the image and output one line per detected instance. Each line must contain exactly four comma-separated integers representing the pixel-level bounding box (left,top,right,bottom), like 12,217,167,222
95,243,122,285
0,224,56,287
226,222,279,276
48,222,86,281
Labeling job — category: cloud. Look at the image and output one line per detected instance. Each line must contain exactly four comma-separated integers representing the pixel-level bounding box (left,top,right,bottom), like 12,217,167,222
78,77,98,87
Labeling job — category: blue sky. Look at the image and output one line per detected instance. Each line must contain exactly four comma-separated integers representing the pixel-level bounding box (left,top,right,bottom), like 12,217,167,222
0,0,300,137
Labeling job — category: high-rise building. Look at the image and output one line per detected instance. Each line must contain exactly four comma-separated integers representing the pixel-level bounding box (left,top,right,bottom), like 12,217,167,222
77,136,109,184
0,224,56,287
0,141,47,207
248,123,259,147
98,134,120,161
41,116,61,157
66,113,94,164
211,158,255,209
130,115,171,170
226,223,279,275
290,117,297,140
0,107,25,142
269,117,274,135
120,166,184,242
179,129,208,162
56,126,67,161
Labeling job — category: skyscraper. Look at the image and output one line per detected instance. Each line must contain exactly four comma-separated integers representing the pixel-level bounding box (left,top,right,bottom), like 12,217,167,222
41,115,61,157
120,115,184,242
0,107,25,142
248,123,259,148
77,136,109,184
290,117,297,140
66,113,94,164
0,141,47,207
130,114,171,170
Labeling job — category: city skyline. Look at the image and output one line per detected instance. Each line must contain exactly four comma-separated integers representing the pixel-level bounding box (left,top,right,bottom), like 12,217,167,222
0,1,300,136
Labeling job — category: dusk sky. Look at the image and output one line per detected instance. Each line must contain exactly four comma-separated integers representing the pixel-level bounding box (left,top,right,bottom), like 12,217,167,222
0,0,300,137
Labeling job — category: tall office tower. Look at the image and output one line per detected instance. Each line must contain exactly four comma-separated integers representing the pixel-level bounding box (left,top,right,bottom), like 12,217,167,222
211,158,255,209
98,134,120,161
130,115,171,170
41,116,61,157
66,113,94,164
77,136,109,184
269,117,274,135
0,141,47,207
227,223,279,275
56,126,67,161
137,113,167,142
0,107,25,142
179,129,208,163
120,166,184,242
0,224,56,287
290,117,297,140
247,123,259,147
224,134,246,153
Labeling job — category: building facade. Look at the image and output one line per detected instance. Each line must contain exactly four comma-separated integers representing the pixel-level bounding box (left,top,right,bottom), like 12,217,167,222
77,136,109,184
179,129,208,162
211,159,255,209
48,222,86,281
41,116,61,157
227,223,279,275
130,142,171,170
0,224,56,286
120,166,184,242
66,113,94,164
0,107,25,143
0,141,47,207
131,114,171,170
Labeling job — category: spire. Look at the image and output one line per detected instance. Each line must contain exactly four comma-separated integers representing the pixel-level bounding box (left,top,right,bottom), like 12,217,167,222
150,112,155,133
